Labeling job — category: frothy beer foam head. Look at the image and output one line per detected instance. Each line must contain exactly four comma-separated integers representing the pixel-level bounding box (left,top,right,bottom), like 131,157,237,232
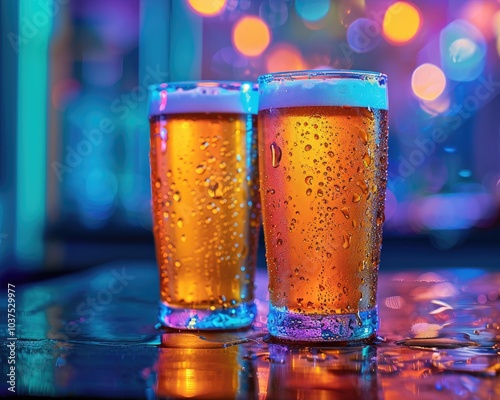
149,82,259,116
258,70,388,111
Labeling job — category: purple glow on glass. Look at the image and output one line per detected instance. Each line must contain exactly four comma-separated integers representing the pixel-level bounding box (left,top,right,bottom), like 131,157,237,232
159,90,167,112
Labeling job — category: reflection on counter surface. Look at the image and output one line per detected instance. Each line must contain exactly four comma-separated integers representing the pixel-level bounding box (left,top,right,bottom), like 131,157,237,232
1,262,499,399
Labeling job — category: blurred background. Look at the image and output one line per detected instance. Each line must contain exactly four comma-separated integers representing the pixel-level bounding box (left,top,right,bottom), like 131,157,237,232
1,0,499,283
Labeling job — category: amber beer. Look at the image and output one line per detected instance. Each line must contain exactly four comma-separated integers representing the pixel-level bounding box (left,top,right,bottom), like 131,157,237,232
258,71,388,342
148,82,260,329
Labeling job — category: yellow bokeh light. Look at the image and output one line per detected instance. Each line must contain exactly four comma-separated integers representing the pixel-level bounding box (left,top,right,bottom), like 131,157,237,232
383,1,421,45
411,63,446,101
233,16,271,57
266,43,307,73
188,0,226,16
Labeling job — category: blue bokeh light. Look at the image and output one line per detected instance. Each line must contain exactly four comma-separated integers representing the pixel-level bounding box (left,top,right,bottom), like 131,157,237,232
295,0,330,22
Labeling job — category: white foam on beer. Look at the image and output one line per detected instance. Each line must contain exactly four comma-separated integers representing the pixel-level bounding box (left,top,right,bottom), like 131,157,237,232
259,76,388,111
149,83,259,116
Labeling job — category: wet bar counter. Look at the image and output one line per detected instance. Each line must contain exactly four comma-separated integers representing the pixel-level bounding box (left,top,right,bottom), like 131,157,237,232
1,262,499,399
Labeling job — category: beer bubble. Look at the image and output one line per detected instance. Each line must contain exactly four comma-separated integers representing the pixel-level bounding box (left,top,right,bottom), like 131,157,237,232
305,144,312,151
305,176,313,185
340,207,350,219
173,191,181,201
306,188,313,196
195,164,206,174
270,142,282,168
352,193,361,203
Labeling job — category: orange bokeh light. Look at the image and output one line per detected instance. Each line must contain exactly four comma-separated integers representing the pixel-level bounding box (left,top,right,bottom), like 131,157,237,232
411,63,446,101
188,0,226,16
233,16,271,57
383,1,421,45
265,43,306,73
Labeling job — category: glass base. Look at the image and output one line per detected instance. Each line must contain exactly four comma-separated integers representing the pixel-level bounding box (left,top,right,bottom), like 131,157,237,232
158,301,256,330
268,305,378,343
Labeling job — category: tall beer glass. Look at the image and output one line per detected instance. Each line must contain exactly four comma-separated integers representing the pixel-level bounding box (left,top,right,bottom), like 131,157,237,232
149,82,260,330
258,70,388,342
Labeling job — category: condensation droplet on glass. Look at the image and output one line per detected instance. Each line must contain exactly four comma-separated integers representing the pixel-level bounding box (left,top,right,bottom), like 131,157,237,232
195,164,206,174
277,239,283,246
305,176,313,185
341,207,350,219
306,188,312,196
305,144,312,151
352,193,361,203
270,142,282,168
173,191,181,201
177,218,184,228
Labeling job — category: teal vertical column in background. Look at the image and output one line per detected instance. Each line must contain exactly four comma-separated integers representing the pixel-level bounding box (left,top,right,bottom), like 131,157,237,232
0,0,18,265
16,0,52,265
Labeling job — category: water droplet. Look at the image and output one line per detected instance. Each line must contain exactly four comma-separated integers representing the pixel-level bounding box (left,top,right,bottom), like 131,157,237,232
314,134,319,140
173,192,181,201
352,193,361,203
319,284,325,291
376,210,385,226
363,152,371,167
205,217,212,224
286,175,291,181
305,144,312,151
174,260,181,268
195,164,206,174
352,219,357,228
177,219,184,228
181,234,187,242
342,232,351,249
334,185,340,192
340,207,350,219
200,141,209,150
306,188,313,196
326,252,332,258
208,183,223,199
328,151,334,157
270,142,282,168
219,161,227,169
358,128,368,144
305,176,313,185
277,239,283,246
317,189,324,197
267,188,276,195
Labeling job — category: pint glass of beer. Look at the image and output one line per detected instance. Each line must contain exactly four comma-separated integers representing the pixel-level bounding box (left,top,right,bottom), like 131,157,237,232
148,82,260,330
258,70,388,342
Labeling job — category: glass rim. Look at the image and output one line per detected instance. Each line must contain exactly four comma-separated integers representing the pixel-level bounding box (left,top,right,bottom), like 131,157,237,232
148,80,258,92
258,69,387,84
